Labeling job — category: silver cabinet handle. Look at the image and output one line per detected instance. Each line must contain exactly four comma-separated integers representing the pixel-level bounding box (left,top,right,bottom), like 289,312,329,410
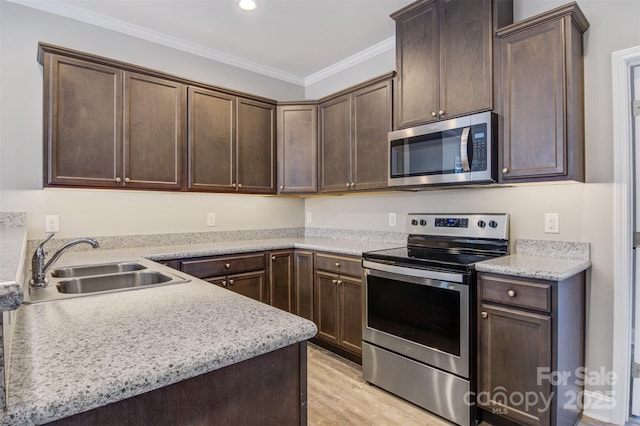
225,263,230,269
507,290,516,297
438,110,445,116
481,312,488,319
279,185,284,190
124,177,130,183
228,279,234,286
502,168,509,174
335,262,341,268
115,177,122,183
232,183,237,188
237,183,242,188
431,112,437,117
332,279,338,284
337,280,342,285
222,280,227,287
350,182,355,187
271,256,276,261
345,183,350,188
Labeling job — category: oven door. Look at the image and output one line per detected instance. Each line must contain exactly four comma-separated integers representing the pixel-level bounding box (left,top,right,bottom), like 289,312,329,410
362,261,470,378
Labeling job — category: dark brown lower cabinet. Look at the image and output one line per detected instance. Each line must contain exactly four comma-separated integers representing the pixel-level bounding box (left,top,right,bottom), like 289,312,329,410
477,272,585,426
206,270,267,302
294,250,314,321
268,250,295,313
49,342,307,426
313,252,362,362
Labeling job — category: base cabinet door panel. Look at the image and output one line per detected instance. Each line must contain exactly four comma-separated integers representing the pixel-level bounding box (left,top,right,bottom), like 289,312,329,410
269,250,295,313
338,275,362,354
314,271,340,345
477,304,551,425
227,271,267,303
295,251,314,322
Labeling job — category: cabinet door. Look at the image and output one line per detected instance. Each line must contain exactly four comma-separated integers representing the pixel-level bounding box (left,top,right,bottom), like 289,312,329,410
44,54,123,187
439,0,492,118
123,72,185,190
204,276,228,289
319,94,352,192
393,0,439,128
477,303,551,425
227,270,267,303
277,104,318,194
187,86,236,192
294,251,314,322
500,19,566,181
352,79,392,191
338,275,362,355
269,251,295,313
237,98,276,193
314,271,340,345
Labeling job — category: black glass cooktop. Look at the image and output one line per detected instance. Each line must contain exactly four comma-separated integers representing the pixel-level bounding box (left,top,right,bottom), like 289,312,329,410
362,246,503,273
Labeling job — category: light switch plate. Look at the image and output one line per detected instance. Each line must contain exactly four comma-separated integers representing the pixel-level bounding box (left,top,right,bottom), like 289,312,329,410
388,212,397,227
207,213,216,227
306,212,312,224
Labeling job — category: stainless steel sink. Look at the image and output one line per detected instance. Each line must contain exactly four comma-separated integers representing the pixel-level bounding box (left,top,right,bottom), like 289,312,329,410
51,262,146,278
27,258,190,303
57,271,173,294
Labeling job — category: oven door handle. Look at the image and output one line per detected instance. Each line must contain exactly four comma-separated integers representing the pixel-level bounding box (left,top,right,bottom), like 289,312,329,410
362,260,465,284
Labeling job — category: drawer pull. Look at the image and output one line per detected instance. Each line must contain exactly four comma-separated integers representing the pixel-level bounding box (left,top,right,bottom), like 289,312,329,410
225,263,230,269
481,312,488,319
335,262,341,268
337,280,342,285
507,290,516,297
228,279,234,286
271,256,276,261
222,280,227,287
332,279,338,284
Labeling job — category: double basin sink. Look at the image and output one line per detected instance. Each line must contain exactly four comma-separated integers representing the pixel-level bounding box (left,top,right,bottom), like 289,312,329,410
28,258,190,303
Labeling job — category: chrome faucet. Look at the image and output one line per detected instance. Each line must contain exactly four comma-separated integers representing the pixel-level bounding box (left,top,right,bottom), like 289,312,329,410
30,233,100,287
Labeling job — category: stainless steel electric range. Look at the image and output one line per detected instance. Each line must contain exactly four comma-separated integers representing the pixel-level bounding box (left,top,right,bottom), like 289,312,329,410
362,213,510,426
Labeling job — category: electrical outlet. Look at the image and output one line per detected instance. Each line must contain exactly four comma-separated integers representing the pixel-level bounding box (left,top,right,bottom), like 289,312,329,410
306,212,312,224
206,213,216,227
45,215,59,232
388,212,397,227
544,213,559,234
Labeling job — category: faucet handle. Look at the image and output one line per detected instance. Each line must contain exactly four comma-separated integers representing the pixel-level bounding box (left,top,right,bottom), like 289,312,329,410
35,233,55,254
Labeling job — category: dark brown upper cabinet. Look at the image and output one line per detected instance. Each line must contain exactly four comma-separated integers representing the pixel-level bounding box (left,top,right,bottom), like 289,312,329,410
391,0,513,129
188,88,276,194
42,49,186,191
497,3,589,183
319,74,393,193
277,102,318,194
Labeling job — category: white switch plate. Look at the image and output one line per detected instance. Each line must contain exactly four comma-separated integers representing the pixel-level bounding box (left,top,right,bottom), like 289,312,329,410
207,213,216,227
306,212,312,224
45,215,59,232
388,212,397,227
544,213,559,233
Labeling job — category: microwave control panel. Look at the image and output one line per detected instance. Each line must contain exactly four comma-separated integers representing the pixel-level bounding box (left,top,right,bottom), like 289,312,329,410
470,125,487,172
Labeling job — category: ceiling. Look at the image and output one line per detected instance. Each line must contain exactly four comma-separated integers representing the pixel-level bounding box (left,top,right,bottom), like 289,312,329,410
11,0,413,86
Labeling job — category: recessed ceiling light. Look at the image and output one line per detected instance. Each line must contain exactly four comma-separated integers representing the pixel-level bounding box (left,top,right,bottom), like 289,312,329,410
238,0,258,11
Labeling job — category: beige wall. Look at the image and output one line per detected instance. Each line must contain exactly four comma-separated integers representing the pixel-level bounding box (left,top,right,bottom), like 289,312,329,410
0,1,306,238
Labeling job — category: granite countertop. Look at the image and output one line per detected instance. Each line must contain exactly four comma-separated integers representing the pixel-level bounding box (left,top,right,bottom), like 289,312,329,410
0,226,26,311
475,239,591,281
2,236,398,424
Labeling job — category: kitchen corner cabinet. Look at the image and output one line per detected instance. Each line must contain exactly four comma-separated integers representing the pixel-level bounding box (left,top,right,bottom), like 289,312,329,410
313,253,363,358
319,74,393,193
477,272,585,426
268,250,295,313
294,250,314,322
180,253,267,303
497,3,589,183
188,87,276,194
391,0,513,129
42,53,185,190
277,103,318,194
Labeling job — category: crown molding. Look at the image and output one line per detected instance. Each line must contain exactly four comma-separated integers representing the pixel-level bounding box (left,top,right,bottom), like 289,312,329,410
304,37,396,87
7,0,395,88
6,0,306,85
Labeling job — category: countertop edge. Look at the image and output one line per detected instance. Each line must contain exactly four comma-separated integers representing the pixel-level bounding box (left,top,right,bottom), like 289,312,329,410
475,254,592,281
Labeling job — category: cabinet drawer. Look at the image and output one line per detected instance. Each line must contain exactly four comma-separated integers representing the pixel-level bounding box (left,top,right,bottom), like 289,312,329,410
479,274,551,312
181,253,266,278
315,253,361,277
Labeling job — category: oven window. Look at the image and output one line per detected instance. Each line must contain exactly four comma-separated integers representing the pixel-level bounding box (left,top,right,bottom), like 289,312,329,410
367,275,461,356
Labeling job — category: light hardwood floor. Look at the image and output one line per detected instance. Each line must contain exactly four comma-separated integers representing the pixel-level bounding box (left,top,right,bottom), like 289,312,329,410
306,343,611,426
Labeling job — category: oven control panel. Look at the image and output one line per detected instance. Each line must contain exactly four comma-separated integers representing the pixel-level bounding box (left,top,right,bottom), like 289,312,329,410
407,213,509,239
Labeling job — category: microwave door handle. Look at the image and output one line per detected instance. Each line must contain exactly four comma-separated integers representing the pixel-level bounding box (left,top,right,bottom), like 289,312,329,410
460,127,471,172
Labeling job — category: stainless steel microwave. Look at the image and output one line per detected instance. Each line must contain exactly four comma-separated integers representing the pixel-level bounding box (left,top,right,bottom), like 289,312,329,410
388,111,497,187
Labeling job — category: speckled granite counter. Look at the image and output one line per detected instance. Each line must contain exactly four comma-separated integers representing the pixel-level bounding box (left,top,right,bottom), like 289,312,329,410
2,235,398,424
476,238,591,281
0,214,26,311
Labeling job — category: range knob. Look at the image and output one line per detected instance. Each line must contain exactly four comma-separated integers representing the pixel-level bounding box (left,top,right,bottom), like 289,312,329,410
477,220,486,228
419,219,427,226
489,220,498,228
411,219,419,226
